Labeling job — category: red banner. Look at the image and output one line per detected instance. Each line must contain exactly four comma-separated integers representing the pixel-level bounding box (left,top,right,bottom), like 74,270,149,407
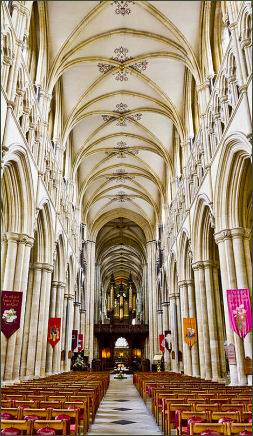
1,291,23,338
227,289,252,338
78,334,84,352
47,318,61,347
159,334,165,353
72,330,78,351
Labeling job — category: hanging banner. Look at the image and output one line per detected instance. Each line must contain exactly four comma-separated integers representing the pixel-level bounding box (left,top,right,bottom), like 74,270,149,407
227,289,252,338
1,291,23,338
164,330,172,352
72,330,78,351
78,334,84,352
47,318,61,347
159,334,165,352
183,317,197,348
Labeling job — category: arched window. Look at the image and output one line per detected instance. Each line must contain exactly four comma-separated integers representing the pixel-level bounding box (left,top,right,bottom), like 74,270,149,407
25,1,40,84
210,1,230,74
115,337,129,348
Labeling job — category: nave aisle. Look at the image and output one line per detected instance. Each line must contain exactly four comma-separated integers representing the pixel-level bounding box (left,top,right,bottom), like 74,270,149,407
88,375,162,435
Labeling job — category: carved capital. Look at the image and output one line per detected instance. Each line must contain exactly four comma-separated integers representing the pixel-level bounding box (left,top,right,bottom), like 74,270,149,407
214,229,231,243
178,280,188,288
68,294,75,301
230,227,247,239
192,261,205,271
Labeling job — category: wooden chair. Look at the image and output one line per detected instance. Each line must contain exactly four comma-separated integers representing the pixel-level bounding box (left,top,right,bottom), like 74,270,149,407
0,408,21,420
1,400,13,408
164,402,193,436
153,394,179,424
69,395,95,423
47,395,69,403
220,403,246,415
0,419,32,435
195,403,220,413
3,395,24,400
211,398,231,405
177,410,210,436
39,401,63,409
227,422,252,435
211,411,241,423
51,409,80,435
231,398,251,404
32,419,67,435
241,412,252,423
63,401,89,433
189,422,228,435
19,408,52,420
14,400,38,408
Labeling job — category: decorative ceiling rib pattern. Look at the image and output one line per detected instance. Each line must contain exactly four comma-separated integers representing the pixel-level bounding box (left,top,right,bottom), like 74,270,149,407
46,0,201,282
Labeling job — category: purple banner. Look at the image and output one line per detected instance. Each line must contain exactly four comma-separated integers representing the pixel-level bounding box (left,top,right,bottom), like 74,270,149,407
1,291,23,338
227,289,252,338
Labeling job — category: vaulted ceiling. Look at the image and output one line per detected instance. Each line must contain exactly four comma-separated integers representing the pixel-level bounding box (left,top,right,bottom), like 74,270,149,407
46,0,202,281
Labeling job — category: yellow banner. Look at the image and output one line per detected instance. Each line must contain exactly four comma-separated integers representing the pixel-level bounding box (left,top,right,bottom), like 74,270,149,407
183,317,197,348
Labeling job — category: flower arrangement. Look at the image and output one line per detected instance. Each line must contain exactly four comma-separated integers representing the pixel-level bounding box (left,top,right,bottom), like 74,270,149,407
114,372,127,379
233,304,246,331
2,308,17,323
114,370,127,379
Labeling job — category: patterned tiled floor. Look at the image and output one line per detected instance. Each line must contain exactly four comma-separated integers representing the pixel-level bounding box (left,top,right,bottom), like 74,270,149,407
88,375,162,435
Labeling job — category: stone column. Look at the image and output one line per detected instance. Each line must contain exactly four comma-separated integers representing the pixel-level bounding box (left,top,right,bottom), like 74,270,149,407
41,272,55,377
175,293,183,372
169,295,179,371
34,264,53,377
74,301,81,331
192,264,206,379
85,240,96,361
179,281,192,375
231,228,252,385
162,302,170,370
186,279,200,377
52,282,65,374
25,262,43,377
60,293,68,372
215,230,247,385
2,233,33,381
64,295,74,371
80,309,86,339
212,266,227,379
88,241,96,363
203,261,220,381
193,262,212,379
146,241,158,361
45,280,58,375
157,308,163,337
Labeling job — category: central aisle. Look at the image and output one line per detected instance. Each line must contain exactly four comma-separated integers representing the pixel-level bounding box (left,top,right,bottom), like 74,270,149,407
88,374,162,435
